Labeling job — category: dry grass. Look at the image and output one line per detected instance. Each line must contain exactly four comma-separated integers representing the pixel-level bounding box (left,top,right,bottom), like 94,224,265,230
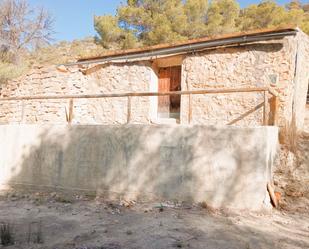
0,222,14,246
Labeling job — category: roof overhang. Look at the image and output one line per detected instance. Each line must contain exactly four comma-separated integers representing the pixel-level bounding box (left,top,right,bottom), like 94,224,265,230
63,26,299,67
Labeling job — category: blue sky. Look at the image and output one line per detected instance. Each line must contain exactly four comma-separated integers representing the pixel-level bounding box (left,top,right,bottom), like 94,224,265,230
28,0,294,42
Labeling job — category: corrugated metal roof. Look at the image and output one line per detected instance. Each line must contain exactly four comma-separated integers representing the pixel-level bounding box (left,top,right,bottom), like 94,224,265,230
78,26,298,62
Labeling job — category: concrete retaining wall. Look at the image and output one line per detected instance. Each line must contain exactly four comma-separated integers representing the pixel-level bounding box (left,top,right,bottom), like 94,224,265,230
0,125,278,210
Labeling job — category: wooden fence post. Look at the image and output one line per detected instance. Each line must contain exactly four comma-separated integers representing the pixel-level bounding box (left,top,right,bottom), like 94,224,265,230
263,91,270,126
68,98,74,124
127,96,131,123
20,100,25,123
188,94,192,124
269,95,279,126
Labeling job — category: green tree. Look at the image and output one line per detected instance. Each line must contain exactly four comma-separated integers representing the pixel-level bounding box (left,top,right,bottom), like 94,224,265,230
94,0,240,48
117,0,188,45
94,0,309,49
183,0,208,37
206,0,240,35
239,0,309,34
286,0,302,10
94,15,137,49
239,1,287,30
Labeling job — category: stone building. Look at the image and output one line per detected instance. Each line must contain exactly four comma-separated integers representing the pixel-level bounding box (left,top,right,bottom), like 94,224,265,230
0,27,308,209
0,26,308,141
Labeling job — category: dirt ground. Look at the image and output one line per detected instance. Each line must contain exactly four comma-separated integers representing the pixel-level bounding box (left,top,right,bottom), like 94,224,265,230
0,192,308,249
271,104,309,215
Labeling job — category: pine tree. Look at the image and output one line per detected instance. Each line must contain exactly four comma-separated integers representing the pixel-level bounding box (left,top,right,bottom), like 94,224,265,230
94,0,309,49
206,0,240,35
184,0,208,38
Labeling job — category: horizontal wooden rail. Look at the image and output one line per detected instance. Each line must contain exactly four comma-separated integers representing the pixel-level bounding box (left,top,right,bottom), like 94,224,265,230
0,87,274,101
0,86,279,126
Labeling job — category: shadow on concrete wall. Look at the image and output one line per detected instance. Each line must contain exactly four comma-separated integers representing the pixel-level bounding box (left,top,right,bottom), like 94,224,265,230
6,126,306,248
4,125,276,210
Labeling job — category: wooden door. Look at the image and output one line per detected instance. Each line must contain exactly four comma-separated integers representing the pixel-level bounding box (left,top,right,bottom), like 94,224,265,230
158,68,171,116
158,66,181,118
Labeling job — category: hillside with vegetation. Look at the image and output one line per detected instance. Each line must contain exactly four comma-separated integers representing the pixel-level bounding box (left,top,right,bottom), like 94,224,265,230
1,0,309,83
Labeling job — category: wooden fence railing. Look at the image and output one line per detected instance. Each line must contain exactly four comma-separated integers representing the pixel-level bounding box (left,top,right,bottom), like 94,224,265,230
0,87,279,125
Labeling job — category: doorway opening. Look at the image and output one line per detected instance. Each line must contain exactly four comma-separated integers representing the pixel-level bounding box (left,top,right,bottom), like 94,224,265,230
158,66,181,119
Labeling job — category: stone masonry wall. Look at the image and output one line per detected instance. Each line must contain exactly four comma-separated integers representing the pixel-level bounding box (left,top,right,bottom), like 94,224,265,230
0,33,308,133
292,30,309,133
0,62,153,124
180,36,298,131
